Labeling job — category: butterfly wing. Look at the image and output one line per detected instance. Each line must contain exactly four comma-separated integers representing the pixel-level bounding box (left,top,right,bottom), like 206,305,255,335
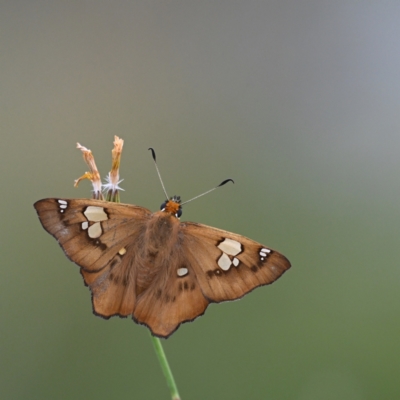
132,220,290,338
133,244,210,338
181,222,291,302
34,198,151,317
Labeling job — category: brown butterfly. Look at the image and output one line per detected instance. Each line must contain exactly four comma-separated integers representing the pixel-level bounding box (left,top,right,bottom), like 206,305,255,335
34,153,290,338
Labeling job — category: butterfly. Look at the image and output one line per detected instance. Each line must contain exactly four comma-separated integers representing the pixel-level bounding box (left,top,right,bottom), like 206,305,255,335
34,152,291,338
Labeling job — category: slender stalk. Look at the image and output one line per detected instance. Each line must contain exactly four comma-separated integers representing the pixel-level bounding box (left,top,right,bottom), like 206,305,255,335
150,335,181,400
106,190,120,203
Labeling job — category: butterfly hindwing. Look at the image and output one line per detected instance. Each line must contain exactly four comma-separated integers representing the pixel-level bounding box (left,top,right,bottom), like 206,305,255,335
133,246,210,337
80,249,137,319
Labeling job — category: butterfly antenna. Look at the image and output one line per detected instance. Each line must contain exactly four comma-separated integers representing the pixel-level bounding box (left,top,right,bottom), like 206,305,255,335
148,148,169,199
181,179,234,205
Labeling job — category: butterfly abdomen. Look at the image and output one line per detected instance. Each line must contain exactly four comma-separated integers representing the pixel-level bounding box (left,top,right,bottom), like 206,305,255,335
135,211,181,294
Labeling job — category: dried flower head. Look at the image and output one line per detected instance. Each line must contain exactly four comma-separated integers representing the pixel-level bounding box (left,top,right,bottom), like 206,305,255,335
74,143,103,200
103,136,124,202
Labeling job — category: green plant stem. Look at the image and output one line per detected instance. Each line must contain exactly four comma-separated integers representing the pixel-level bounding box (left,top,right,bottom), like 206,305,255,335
150,335,181,400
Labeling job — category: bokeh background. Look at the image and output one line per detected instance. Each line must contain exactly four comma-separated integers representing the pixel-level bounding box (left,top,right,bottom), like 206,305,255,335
2,1,400,399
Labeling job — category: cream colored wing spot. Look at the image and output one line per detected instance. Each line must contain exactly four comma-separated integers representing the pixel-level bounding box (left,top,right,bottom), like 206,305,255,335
84,206,108,222
177,267,189,277
81,206,108,239
118,247,127,255
88,222,102,239
216,238,243,272
218,238,242,256
218,253,232,271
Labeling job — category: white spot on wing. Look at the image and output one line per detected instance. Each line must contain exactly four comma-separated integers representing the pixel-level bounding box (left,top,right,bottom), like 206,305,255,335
58,200,68,212
84,206,108,222
261,248,271,253
233,257,239,267
88,222,102,238
260,251,267,257
118,247,126,255
177,267,188,277
81,221,88,230
218,253,232,271
218,238,242,256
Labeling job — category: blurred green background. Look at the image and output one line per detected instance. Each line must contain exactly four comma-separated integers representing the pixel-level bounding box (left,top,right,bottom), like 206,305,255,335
1,1,399,399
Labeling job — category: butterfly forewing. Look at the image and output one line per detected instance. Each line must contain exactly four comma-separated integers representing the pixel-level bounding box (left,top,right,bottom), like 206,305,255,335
181,222,291,302
34,198,151,272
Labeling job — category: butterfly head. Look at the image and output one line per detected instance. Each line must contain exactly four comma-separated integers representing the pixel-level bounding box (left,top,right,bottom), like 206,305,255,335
160,195,182,218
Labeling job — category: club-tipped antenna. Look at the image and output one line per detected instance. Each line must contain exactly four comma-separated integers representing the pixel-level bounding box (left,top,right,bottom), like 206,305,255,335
148,148,169,199
181,178,234,206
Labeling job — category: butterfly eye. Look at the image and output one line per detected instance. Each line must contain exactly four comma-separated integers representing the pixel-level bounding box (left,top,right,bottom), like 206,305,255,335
160,202,167,210
176,208,182,218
